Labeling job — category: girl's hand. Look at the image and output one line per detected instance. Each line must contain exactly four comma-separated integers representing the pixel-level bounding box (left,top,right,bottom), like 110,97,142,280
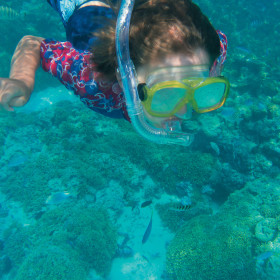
0,78,31,111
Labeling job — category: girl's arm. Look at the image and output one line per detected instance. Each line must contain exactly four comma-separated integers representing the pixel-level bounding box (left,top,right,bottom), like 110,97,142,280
9,35,44,93
0,35,44,111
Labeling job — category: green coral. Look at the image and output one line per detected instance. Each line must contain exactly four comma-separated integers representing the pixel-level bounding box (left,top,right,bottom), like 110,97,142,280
3,204,117,278
33,205,117,276
166,215,255,280
138,147,215,193
64,207,117,275
15,245,87,280
166,178,280,280
257,253,280,280
1,158,51,213
259,196,280,218
255,218,278,242
3,222,32,267
166,178,276,280
156,202,212,233
156,203,189,232
171,151,215,186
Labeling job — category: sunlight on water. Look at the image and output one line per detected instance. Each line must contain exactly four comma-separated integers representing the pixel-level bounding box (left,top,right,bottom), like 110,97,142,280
0,0,280,279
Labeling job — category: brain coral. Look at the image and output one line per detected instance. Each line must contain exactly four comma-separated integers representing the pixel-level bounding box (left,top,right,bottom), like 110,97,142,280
15,245,87,280
64,207,117,275
166,215,255,280
6,203,117,278
255,218,278,242
166,178,280,280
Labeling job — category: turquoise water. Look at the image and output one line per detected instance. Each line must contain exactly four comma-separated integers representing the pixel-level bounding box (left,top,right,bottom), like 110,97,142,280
1,0,280,279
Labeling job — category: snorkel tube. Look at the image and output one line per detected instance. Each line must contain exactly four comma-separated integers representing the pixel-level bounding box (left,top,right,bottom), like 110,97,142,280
115,0,193,146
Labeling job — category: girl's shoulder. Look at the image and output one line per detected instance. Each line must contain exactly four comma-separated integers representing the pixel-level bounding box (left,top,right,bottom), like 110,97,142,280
47,0,91,25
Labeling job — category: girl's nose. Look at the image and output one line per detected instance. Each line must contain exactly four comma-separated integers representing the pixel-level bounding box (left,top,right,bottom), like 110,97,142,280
175,103,193,120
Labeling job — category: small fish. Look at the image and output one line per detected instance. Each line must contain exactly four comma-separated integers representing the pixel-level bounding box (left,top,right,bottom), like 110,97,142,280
257,102,266,111
256,251,273,261
0,6,20,20
210,142,220,156
244,99,254,106
141,254,150,263
169,204,191,212
220,107,235,117
46,191,71,205
220,107,242,123
201,184,215,195
142,210,153,244
250,19,263,28
180,196,192,206
141,200,152,208
8,154,27,167
236,46,251,55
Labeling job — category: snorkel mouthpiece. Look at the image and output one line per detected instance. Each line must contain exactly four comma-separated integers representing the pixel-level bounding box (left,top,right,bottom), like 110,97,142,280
115,0,194,146
162,119,183,132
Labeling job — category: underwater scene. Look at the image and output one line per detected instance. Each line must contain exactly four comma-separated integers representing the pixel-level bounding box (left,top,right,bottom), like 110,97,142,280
0,0,280,279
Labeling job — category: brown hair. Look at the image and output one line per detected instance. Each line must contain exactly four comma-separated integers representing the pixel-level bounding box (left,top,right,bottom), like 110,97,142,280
90,0,220,80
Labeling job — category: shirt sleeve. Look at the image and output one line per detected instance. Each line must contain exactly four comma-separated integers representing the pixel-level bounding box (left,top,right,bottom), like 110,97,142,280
40,39,97,97
40,39,130,121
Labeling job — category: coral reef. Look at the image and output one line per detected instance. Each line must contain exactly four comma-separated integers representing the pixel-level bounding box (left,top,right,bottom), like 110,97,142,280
3,204,117,278
166,178,280,280
255,218,278,242
167,215,255,280
14,245,87,280
145,149,216,195
2,222,32,267
64,207,117,275
1,2,280,278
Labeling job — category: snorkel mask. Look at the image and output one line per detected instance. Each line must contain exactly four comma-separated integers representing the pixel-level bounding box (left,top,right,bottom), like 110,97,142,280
139,65,230,118
115,0,228,146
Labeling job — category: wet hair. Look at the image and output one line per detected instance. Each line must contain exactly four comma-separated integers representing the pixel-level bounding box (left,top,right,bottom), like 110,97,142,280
90,0,221,80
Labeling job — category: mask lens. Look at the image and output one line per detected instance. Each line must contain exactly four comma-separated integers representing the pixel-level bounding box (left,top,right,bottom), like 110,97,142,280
194,82,226,109
151,88,186,113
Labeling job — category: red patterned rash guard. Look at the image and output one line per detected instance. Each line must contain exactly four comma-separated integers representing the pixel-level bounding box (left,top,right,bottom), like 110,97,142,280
40,39,130,121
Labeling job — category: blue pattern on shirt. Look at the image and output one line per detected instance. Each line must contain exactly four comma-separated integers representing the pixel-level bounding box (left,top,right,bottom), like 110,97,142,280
47,0,92,26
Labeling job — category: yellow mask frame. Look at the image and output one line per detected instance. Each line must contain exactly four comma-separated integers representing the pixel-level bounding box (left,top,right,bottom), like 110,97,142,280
140,76,230,118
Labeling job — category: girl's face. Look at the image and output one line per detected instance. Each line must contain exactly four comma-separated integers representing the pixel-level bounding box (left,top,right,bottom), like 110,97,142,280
136,49,211,84
116,49,211,127
135,49,211,126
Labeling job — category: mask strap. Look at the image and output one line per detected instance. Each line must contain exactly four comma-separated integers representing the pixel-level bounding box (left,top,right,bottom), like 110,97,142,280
210,30,228,77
